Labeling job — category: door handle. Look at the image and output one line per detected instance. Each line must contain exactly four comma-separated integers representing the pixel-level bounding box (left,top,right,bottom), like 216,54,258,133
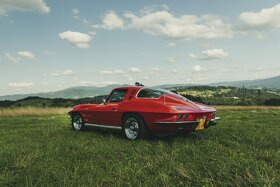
112,107,117,111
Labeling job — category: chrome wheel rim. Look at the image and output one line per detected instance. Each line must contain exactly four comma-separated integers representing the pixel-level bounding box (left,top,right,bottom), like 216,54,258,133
124,117,139,140
73,115,83,130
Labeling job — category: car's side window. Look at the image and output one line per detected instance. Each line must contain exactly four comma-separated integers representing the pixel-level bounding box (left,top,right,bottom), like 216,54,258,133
137,89,164,98
107,89,128,103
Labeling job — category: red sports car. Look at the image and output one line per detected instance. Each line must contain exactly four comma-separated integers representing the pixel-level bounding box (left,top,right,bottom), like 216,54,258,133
68,85,220,140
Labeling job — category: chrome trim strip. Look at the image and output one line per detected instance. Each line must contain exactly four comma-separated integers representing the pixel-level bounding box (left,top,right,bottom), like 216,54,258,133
210,117,221,122
154,121,199,124
85,123,122,130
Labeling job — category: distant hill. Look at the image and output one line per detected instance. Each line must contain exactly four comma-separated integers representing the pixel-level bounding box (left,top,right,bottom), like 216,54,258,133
0,84,124,101
151,84,196,89
209,76,280,90
1,86,280,108
0,75,279,101
0,96,107,108
0,84,194,101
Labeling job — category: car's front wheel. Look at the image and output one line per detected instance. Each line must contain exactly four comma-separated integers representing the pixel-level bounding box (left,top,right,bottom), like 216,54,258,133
123,114,149,140
72,114,85,131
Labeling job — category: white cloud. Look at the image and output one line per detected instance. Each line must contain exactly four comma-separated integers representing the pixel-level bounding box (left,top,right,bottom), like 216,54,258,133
143,76,149,80
239,3,280,30
151,68,160,72
5,53,20,63
17,51,35,60
79,81,94,86
73,15,80,20
168,42,176,47
161,4,169,11
62,70,76,75
189,49,228,60
256,32,267,40
129,67,141,73
79,81,119,87
43,50,55,55
49,69,75,77
83,19,90,24
88,31,96,36
193,65,207,72
72,9,79,15
72,9,80,20
124,10,233,40
150,68,162,76
171,69,178,73
100,70,113,74
5,51,36,63
140,52,151,56
166,57,176,63
59,31,93,49
93,11,124,30
49,72,59,76
114,69,124,74
188,53,197,59
100,69,124,74
201,49,228,59
0,0,50,16
103,81,119,85
8,82,33,89
140,4,169,14
123,74,133,81
72,9,91,25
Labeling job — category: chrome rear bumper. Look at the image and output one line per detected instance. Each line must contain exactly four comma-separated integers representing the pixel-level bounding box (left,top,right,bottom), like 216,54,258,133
153,116,221,131
208,117,221,127
154,121,199,126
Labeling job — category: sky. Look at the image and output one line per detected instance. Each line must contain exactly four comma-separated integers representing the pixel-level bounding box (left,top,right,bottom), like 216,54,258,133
1,0,280,95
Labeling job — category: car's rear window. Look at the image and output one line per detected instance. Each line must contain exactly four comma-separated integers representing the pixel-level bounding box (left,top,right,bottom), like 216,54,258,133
137,88,164,98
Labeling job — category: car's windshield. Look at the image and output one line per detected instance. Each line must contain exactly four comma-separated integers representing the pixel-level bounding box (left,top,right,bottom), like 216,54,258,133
107,89,128,102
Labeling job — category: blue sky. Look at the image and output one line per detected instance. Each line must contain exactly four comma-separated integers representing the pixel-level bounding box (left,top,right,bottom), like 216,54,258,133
1,0,280,95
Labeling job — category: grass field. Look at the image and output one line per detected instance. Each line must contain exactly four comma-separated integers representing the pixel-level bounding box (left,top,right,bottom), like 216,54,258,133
0,108,279,186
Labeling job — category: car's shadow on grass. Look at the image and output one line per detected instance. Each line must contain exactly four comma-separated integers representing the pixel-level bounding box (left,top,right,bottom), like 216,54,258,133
76,126,205,142
151,132,206,145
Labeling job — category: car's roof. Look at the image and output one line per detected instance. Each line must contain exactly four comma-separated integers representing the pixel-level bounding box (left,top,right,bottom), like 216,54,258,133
115,86,167,91
114,86,143,91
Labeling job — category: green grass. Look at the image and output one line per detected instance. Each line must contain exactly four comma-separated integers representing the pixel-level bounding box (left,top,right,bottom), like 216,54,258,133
0,109,279,186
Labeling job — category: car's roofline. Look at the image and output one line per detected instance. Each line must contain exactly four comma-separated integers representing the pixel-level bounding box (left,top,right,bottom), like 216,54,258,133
114,86,143,90
114,86,167,90
112,86,175,100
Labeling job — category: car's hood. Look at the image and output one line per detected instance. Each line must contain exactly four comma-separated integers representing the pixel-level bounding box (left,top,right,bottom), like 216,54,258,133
71,104,98,111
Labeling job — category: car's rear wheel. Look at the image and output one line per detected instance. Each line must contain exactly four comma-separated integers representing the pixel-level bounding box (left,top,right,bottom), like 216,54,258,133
123,114,149,140
72,114,85,131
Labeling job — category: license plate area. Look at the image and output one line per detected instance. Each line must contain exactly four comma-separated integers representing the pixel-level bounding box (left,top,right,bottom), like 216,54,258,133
195,118,206,130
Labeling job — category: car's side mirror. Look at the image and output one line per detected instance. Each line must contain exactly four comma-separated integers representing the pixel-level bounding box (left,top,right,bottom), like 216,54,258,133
102,98,107,104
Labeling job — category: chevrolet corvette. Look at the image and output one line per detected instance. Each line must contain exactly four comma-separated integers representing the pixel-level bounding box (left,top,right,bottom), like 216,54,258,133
68,84,220,140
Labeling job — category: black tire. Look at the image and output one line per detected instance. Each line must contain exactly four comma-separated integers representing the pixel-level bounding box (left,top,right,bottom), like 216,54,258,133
122,114,149,140
72,114,86,131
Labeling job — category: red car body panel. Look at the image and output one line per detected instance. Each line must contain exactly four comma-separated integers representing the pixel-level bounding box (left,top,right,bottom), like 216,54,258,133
69,86,220,134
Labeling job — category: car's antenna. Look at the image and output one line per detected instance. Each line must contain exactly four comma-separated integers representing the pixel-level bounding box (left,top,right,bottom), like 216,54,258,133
135,82,144,86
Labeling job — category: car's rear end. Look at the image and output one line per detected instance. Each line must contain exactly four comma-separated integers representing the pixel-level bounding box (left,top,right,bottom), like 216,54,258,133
145,90,221,133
